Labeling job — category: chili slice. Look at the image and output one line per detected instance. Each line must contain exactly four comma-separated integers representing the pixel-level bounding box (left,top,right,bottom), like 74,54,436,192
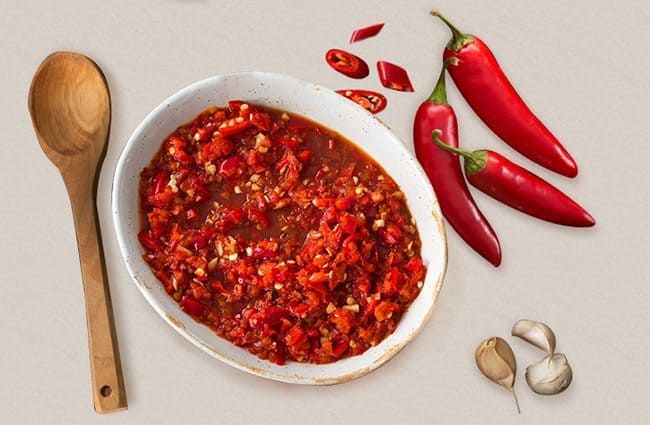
325,49,370,79
336,89,387,114
349,22,385,43
377,61,414,92
432,132,595,227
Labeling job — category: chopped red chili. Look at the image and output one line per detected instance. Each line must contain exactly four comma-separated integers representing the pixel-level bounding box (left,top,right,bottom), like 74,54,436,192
377,61,414,92
349,22,385,43
325,49,370,79
139,102,426,364
336,89,387,114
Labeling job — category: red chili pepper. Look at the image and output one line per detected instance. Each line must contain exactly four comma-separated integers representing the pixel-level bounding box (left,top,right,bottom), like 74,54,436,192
249,307,289,329
413,59,501,266
349,22,385,43
377,61,414,92
325,49,370,79
138,230,162,251
180,296,206,317
228,100,246,112
430,10,578,178
152,170,169,196
276,137,300,152
431,131,595,227
218,156,244,177
336,89,387,114
219,118,252,137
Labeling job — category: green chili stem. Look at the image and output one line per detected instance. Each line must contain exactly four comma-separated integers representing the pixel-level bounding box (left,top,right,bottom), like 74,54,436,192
428,57,460,104
431,130,488,174
430,10,474,51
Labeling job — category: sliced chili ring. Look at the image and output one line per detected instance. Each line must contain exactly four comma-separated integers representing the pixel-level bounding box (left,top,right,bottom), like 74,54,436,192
377,61,414,92
336,89,387,114
349,22,385,43
325,49,370,79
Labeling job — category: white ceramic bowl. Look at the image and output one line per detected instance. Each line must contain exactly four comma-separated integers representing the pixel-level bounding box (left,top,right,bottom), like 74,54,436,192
112,72,447,385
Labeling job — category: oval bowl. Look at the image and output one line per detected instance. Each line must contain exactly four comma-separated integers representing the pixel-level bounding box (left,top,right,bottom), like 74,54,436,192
112,72,447,385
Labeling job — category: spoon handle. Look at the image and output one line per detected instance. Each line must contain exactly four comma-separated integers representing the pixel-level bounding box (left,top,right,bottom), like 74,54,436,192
67,182,127,413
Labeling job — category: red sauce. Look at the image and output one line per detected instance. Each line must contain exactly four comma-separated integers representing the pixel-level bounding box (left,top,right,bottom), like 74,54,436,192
138,101,426,364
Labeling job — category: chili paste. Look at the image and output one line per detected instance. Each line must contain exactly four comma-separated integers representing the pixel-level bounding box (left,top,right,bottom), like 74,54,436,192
139,101,426,364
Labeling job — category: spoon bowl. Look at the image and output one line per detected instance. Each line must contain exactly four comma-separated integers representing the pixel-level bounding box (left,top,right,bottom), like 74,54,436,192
29,52,110,163
28,51,126,414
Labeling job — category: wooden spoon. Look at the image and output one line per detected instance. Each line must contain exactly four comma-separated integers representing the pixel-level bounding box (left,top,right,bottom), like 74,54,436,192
28,52,127,413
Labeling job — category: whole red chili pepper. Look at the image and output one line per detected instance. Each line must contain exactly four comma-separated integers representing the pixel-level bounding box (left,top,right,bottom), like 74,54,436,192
414,59,501,266
431,131,595,227
430,10,578,178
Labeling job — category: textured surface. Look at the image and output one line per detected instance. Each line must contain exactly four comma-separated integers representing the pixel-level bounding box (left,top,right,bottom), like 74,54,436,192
1,0,649,423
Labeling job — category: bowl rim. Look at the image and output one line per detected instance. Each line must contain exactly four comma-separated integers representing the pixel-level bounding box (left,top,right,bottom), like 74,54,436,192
112,71,448,384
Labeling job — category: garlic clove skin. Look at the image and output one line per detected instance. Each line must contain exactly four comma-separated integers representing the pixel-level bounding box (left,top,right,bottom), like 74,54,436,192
475,337,517,389
512,319,556,356
525,353,573,395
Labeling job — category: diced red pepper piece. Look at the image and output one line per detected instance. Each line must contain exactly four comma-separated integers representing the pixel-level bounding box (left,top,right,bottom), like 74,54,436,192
277,137,300,152
297,150,311,164
406,257,423,272
228,100,246,111
194,227,216,250
268,349,286,365
180,296,206,317
335,195,355,211
288,303,309,318
194,127,212,142
138,230,162,251
377,61,414,92
186,208,198,221
253,246,277,260
332,340,349,358
249,307,289,329
349,22,385,43
285,325,307,347
218,156,244,178
330,309,354,334
202,136,234,161
193,185,210,203
304,277,328,295
382,267,403,294
212,280,231,294
287,119,311,132
169,136,193,163
251,112,271,131
152,170,169,196
374,301,400,322
224,208,247,225
219,119,253,137
247,209,270,229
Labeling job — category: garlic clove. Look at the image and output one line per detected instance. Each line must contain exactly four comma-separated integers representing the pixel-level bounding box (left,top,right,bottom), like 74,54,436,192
512,319,556,356
475,337,517,389
525,353,573,395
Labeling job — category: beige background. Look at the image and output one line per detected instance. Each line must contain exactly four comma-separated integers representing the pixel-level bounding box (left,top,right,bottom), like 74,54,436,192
2,0,649,423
